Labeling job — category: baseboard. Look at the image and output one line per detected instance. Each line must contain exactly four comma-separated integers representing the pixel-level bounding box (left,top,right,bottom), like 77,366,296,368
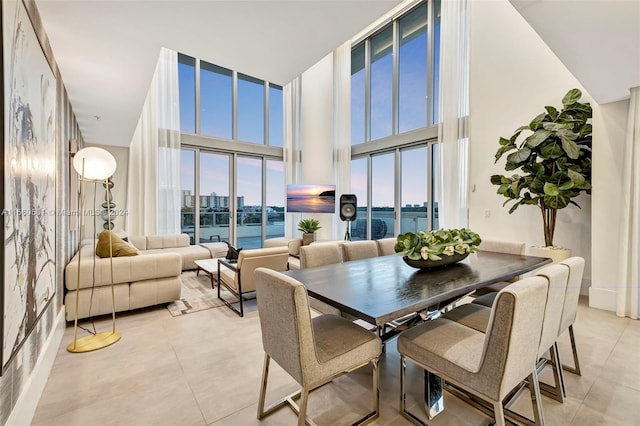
7,309,66,426
588,286,617,313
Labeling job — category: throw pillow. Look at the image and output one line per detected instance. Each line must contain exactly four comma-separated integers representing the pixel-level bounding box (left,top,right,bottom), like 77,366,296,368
96,230,139,258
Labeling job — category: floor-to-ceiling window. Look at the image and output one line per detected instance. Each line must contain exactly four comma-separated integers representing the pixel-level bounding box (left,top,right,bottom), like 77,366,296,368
178,53,285,246
350,0,440,238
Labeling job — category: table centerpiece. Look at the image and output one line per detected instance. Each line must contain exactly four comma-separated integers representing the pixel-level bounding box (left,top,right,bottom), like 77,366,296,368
394,228,482,269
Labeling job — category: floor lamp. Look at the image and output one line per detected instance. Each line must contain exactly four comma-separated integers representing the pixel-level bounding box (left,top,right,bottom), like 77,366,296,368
67,147,121,353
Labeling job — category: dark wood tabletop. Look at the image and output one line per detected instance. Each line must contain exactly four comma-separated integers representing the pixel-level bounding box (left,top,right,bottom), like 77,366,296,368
284,251,551,327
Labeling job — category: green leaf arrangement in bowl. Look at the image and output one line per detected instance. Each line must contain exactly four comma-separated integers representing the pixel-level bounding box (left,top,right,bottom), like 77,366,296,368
394,228,482,269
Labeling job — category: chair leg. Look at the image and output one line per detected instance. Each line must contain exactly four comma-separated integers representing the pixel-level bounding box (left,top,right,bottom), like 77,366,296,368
298,388,311,426
257,353,270,419
562,325,581,376
493,401,506,426
399,355,427,426
528,371,546,426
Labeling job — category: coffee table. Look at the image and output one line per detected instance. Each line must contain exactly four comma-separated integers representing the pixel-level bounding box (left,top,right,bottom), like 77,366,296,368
194,258,220,288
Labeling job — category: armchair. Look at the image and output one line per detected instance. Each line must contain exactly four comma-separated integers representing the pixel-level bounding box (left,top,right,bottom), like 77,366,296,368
217,246,289,317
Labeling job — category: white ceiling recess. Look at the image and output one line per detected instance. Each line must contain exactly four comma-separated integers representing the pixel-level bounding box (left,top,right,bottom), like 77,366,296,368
35,0,403,147
510,0,640,105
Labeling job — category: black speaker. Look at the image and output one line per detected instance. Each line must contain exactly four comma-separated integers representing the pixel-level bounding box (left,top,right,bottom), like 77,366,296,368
340,194,357,221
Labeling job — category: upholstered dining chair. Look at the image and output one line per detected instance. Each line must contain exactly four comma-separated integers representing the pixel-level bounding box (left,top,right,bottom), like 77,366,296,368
343,240,379,261
472,239,526,302
556,257,586,376
299,243,345,316
217,246,289,317
443,263,571,403
375,237,397,256
254,268,382,426
397,276,550,426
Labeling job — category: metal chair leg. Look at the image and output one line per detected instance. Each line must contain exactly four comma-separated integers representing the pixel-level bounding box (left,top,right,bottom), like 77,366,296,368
528,370,546,426
562,325,581,376
257,353,270,419
494,401,506,426
298,388,310,426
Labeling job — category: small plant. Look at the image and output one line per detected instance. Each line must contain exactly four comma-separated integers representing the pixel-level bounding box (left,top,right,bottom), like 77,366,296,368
491,88,592,247
394,228,481,261
297,218,322,234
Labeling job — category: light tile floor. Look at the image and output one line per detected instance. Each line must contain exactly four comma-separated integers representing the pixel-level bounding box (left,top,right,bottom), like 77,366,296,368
33,295,640,425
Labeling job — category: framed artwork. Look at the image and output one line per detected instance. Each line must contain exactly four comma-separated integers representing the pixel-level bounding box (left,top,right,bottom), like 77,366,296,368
2,0,57,374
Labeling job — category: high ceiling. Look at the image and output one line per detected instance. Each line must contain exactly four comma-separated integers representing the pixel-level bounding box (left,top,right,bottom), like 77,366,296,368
35,0,403,147
36,0,640,148
510,0,640,105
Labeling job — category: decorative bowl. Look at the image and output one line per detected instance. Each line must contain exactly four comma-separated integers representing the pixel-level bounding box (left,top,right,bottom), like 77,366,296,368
402,252,469,270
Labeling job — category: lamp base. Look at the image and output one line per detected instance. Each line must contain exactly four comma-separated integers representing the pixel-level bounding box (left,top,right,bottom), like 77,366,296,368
67,331,121,353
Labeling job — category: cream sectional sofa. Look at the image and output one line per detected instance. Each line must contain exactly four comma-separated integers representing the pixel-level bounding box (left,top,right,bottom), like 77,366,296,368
128,234,212,271
65,234,214,321
64,242,183,321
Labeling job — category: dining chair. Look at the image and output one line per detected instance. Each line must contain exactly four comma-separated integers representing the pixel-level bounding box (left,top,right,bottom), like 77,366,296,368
217,246,289,317
254,267,382,426
375,237,397,256
300,242,345,316
397,276,549,426
443,263,571,403
472,239,526,302
556,257,585,376
343,240,379,261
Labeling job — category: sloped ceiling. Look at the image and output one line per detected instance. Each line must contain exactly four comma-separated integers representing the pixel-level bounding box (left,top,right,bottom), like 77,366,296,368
35,0,402,146
510,0,640,105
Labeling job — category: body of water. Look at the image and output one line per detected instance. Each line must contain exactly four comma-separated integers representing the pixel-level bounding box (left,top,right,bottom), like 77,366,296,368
286,196,335,213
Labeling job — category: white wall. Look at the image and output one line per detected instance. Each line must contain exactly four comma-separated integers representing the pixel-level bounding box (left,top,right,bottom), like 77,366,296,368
299,52,337,241
468,0,594,292
589,99,629,311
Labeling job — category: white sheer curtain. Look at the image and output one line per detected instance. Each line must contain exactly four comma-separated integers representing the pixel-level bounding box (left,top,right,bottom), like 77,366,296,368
437,0,470,229
333,41,352,240
617,86,640,319
284,76,303,237
127,48,181,236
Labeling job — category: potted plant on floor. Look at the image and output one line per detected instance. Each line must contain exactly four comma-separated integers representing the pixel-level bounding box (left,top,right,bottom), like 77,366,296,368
297,218,322,246
490,88,592,261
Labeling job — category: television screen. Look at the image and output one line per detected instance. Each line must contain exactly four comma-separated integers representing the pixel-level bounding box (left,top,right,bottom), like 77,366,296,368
286,184,336,213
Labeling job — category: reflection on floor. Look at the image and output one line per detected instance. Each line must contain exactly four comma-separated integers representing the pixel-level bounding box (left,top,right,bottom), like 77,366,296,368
33,295,640,425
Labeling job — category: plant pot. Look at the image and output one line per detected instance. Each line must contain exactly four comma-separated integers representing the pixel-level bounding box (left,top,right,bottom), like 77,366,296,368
302,232,315,246
402,252,469,270
529,246,571,264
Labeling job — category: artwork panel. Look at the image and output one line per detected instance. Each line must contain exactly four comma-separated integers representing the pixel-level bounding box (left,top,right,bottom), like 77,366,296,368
2,0,57,371
0,368,12,424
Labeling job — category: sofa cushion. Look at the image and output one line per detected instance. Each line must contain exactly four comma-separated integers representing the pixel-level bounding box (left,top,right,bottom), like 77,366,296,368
95,230,139,258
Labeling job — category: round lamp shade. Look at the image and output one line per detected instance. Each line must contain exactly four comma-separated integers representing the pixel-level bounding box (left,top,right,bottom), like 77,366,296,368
73,147,117,181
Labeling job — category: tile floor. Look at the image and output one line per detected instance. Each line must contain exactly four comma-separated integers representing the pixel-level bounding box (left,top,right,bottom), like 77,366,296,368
33,294,640,426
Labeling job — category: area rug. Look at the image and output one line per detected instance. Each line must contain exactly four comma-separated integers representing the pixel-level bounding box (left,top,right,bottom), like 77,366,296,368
166,271,226,316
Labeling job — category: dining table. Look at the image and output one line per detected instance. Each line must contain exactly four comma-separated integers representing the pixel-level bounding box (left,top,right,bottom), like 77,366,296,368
283,250,551,420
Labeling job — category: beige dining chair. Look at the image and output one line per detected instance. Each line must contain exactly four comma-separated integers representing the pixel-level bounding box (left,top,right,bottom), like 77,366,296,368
343,240,379,261
375,237,397,256
556,257,586,376
397,276,549,426
299,242,344,316
217,246,289,317
443,263,571,403
254,268,382,426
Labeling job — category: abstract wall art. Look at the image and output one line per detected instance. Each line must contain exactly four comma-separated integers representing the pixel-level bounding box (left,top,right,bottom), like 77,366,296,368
2,0,57,373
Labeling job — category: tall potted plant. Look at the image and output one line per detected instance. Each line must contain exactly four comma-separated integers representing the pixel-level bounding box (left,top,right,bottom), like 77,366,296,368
491,88,592,258
297,218,322,246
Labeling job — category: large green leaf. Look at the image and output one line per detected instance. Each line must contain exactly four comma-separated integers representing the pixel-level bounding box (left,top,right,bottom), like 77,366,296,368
524,129,552,148
529,113,547,130
544,192,571,209
544,182,560,196
559,133,581,159
542,122,570,132
495,143,516,161
540,140,564,159
545,106,558,120
562,88,582,107
567,168,586,186
506,147,532,165
490,174,504,185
